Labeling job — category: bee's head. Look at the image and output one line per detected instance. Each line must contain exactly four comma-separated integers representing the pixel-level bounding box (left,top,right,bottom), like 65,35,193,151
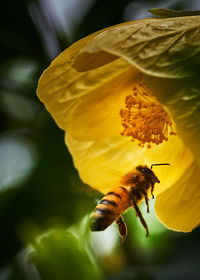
136,165,160,184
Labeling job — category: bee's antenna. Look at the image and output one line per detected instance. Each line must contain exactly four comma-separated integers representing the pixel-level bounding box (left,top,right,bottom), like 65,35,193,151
151,163,170,169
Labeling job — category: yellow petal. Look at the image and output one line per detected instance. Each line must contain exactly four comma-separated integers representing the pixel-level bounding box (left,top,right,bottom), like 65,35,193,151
68,65,141,140
144,75,200,168
155,162,200,232
37,26,119,132
37,53,132,133
37,20,144,131
65,132,193,195
73,16,200,78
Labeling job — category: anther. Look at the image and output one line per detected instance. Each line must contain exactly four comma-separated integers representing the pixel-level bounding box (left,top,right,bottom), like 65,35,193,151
119,82,176,148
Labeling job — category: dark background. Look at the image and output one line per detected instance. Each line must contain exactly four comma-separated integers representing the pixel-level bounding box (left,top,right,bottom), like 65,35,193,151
0,0,200,279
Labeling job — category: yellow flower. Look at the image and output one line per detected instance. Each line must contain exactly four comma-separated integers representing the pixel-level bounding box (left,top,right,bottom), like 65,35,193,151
37,11,200,233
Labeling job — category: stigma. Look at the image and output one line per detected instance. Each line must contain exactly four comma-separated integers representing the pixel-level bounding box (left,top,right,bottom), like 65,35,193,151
119,82,176,148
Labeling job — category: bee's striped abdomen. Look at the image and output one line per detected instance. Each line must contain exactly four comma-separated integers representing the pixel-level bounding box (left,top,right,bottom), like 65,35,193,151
90,186,131,231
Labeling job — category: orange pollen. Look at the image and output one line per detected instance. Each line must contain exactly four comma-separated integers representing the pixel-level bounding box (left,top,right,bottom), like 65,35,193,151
119,82,176,148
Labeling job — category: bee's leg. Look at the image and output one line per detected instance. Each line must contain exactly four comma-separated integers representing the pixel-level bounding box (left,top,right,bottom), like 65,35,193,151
150,183,154,199
141,190,149,213
131,197,149,237
116,216,127,243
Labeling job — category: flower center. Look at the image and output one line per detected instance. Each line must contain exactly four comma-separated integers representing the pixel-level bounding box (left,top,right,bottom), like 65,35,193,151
119,82,176,148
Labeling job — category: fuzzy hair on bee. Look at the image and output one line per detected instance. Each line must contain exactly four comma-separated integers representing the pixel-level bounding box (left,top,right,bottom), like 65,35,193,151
90,164,169,242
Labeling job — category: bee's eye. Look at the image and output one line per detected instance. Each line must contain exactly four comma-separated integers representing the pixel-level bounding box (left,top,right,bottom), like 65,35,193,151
141,168,146,173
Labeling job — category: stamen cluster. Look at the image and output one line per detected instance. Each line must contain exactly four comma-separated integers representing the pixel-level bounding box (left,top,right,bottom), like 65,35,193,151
120,82,176,148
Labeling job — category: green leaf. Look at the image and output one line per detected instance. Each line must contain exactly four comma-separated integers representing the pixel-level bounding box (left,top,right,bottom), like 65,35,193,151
31,229,102,280
148,8,200,18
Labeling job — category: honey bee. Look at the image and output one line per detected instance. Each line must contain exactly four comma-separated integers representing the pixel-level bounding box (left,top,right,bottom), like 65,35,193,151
90,164,169,242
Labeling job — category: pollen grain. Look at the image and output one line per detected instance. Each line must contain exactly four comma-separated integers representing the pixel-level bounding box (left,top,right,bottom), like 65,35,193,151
119,82,176,148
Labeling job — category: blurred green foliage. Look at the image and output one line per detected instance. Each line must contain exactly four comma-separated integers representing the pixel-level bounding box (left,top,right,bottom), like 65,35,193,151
0,0,200,280
32,229,102,280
